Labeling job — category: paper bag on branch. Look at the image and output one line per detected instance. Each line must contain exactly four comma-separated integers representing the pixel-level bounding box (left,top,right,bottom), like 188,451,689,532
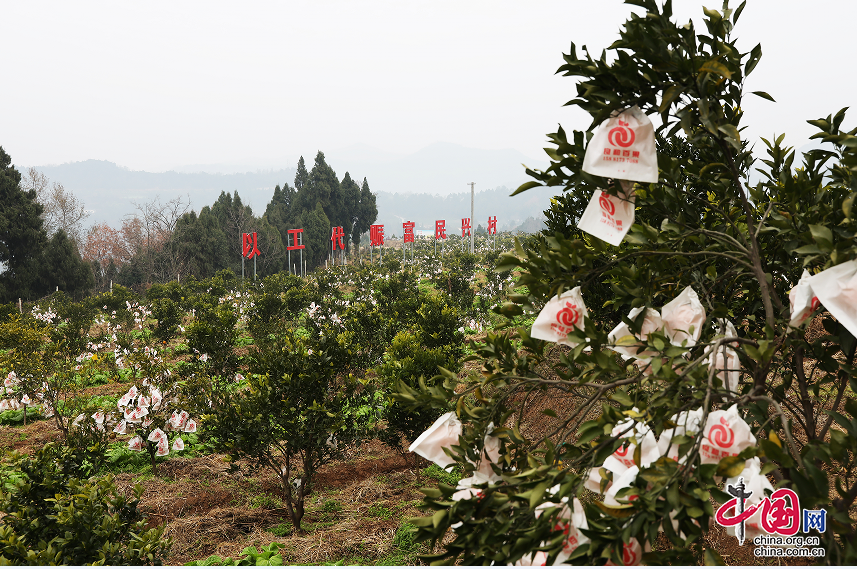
700,404,756,465
475,422,502,477
608,307,663,362
582,105,658,183
805,259,857,337
530,287,588,347
704,346,741,395
661,286,706,347
609,417,662,470
714,318,739,347
789,269,819,327
658,407,704,462
408,411,462,468
533,498,590,562
577,188,636,246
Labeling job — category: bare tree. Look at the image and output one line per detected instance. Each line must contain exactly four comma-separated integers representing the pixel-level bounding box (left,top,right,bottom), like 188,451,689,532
22,167,90,247
126,194,192,283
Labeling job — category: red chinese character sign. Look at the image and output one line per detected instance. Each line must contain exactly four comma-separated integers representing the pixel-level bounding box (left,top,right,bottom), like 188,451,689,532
461,218,471,252
435,220,446,256
242,232,261,259
488,216,498,250
435,220,446,240
331,226,345,250
487,216,497,235
403,221,415,244
286,228,305,277
369,224,384,263
241,232,261,281
461,218,471,237
369,224,384,247
286,228,305,251
403,221,415,264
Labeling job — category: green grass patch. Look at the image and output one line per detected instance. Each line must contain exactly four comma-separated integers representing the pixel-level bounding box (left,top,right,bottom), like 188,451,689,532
103,442,154,475
0,407,47,426
366,502,394,520
250,493,284,509
420,463,460,487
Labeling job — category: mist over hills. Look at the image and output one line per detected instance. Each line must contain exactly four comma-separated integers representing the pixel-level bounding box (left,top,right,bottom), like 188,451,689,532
374,186,553,236
325,142,545,195
27,160,295,226
24,142,551,231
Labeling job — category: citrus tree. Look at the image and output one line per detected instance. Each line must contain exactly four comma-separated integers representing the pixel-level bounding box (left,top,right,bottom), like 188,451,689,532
398,0,857,565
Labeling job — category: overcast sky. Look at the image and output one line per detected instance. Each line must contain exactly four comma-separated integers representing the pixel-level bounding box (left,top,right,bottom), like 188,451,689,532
2,1,852,173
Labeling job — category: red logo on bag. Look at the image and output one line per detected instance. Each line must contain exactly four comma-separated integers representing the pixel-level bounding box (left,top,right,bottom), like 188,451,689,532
556,302,580,327
615,442,630,457
599,194,616,215
622,542,638,566
608,120,636,148
709,417,735,448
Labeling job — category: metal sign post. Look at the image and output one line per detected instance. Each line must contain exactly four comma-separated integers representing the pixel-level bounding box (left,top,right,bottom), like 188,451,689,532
287,228,305,276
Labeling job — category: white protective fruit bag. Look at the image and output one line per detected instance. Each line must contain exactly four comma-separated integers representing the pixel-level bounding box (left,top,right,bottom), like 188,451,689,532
660,286,706,347
582,106,658,183
530,287,588,346
408,411,462,468
700,404,756,465
789,269,819,327
607,306,663,362
658,407,705,462
704,346,741,395
805,259,857,337
577,187,636,246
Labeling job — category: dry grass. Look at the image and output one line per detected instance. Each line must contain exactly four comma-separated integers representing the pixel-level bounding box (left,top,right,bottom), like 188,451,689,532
107,439,429,565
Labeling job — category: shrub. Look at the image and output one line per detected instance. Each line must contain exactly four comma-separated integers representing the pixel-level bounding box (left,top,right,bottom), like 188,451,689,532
401,1,857,565
150,297,183,343
204,327,375,532
0,443,170,565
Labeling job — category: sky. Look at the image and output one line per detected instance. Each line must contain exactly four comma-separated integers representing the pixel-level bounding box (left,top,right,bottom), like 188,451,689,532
2,0,853,173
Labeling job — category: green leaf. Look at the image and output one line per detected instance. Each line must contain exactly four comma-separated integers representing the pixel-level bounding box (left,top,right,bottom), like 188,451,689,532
751,91,776,102
610,390,634,407
716,455,745,477
699,60,732,80
431,509,447,528
809,224,833,247
717,124,741,143
794,244,822,255
704,548,725,565
660,85,686,113
594,501,635,518
686,506,704,518
732,1,747,23
511,181,543,196
529,480,551,509
745,44,763,75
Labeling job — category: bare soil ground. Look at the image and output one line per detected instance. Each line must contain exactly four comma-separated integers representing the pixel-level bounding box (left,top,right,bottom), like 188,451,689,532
113,440,430,565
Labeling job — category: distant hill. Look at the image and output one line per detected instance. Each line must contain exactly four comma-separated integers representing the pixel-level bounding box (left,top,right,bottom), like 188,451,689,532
24,143,551,230
27,160,296,227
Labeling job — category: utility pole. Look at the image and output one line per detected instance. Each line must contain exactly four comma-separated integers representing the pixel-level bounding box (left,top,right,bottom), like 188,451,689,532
468,182,475,254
